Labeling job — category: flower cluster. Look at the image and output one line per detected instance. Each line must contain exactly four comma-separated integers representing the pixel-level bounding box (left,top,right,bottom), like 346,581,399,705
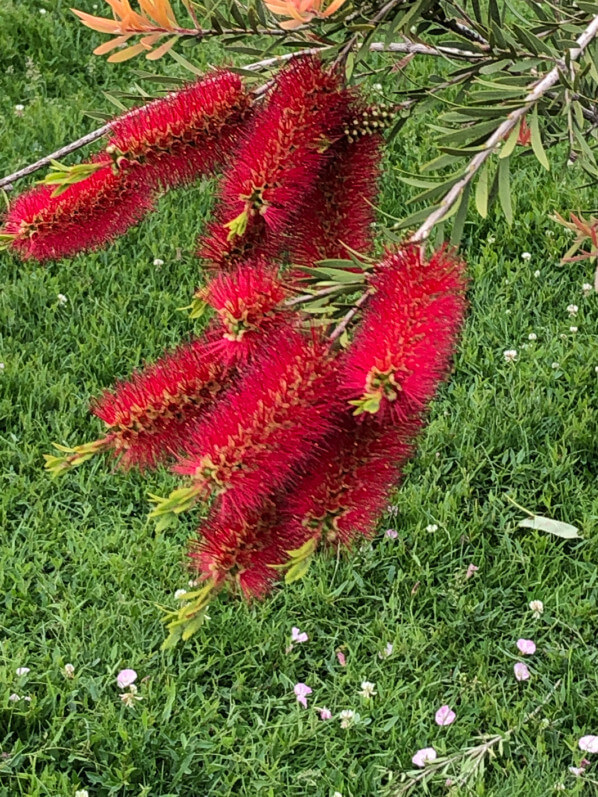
1,71,251,261
40,55,467,646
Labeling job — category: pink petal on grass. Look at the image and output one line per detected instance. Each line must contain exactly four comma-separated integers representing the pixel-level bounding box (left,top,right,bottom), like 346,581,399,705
579,736,598,754
516,638,536,655
435,705,456,726
294,682,312,708
514,662,531,681
116,669,137,689
385,529,398,539
291,627,308,644
465,563,479,579
319,707,332,720
336,650,347,667
412,747,437,768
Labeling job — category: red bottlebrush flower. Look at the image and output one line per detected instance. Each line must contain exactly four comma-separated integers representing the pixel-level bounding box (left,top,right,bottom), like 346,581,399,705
189,501,293,600
2,160,153,262
289,124,383,271
203,259,291,367
91,335,228,470
106,71,252,189
198,56,350,270
340,245,467,421
173,329,338,518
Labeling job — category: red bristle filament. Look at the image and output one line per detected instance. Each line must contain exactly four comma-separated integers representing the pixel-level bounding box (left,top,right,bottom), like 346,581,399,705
198,56,350,270
204,259,291,366
341,245,468,421
91,336,228,470
3,161,153,262
289,126,383,271
106,70,252,189
173,329,338,518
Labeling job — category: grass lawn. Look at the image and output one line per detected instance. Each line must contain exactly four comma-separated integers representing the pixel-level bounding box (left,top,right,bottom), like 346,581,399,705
1,1,598,795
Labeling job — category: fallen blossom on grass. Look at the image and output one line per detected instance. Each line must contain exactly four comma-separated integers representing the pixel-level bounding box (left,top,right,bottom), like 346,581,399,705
412,747,437,767
465,563,479,579
319,707,332,720
514,662,531,681
517,638,536,655
579,735,598,754
117,669,137,689
294,682,312,708
425,524,438,533
385,529,398,539
15,667,30,676
359,681,376,699
435,705,456,726
379,642,393,659
291,627,308,644
529,600,544,618
337,650,347,667
340,709,356,729
63,663,75,679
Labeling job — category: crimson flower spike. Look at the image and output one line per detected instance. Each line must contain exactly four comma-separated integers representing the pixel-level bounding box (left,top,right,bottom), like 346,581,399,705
105,70,252,190
1,160,154,262
201,259,292,367
289,106,384,271
150,329,338,524
340,244,468,420
44,336,228,476
197,55,350,271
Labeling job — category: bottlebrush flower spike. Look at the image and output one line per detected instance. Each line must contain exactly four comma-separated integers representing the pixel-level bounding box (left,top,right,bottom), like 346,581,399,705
289,126,383,271
341,245,467,420
1,160,153,262
153,329,338,522
202,259,291,367
198,56,350,270
45,336,229,476
106,71,252,189
90,336,228,470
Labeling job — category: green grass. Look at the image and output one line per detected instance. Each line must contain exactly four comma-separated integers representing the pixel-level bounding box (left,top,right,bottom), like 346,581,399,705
1,2,598,795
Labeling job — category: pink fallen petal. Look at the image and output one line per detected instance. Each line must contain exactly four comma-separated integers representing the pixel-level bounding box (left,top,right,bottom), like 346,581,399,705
465,563,479,580
412,747,437,768
294,682,312,708
319,707,332,720
569,767,585,776
514,662,531,681
336,650,347,667
116,669,137,689
291,627,308,644
516,638,536,655
385,529,398,539
435,705,456,726
579,735,598,754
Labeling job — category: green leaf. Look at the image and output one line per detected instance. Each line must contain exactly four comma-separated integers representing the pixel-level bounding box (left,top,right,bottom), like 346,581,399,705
497,157,513,224
450,181,471,246
530,106,550,170
285,557,312,584
518,516,580,539
499,123,520,160
475,162,489,218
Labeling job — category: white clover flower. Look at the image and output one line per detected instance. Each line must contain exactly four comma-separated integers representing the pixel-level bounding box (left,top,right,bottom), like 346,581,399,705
339,709,356,729
358,681,376,699
503,349,517,362
153,258,164,266
487,235,496,244
57,293,67,305
582,283,593,297
567,304,578,316
8,694,20,702
0,363,4,370
570,326,578,333
75,790,90,797
425,523,438,533
551,362,560,370
120,683,143,707
174,588,187,600
534,270,541,278
16,667,30,676
521,252,532,261
39,7,47,13
373,83,383,91
529,600,543,619
14,104,25,112
64,663,75,678
528,333,537,341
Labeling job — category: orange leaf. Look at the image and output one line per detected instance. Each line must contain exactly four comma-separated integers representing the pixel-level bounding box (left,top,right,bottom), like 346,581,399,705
139,0,178,28
107,41,149,61
93,34,133,54
140,32,164,47
146,34,178,59
71,8,123,33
